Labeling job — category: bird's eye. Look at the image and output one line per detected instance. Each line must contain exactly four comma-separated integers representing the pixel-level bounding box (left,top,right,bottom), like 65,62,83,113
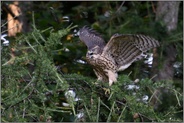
89,52,93,55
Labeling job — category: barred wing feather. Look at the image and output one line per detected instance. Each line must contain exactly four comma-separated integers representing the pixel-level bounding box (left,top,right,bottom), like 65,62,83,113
101,34,160,71
78,26,106,53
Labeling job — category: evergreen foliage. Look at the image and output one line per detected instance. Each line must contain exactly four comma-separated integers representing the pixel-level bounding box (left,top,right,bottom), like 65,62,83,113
1,16,76,121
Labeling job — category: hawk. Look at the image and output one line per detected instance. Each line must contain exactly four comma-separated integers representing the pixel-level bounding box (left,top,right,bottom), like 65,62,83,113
78,26,160,86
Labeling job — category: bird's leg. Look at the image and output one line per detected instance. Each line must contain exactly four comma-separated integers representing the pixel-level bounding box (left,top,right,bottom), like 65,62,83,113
104,70,118,86
93,69,110,94
93,69,104,85
99,70,117,95
97,76,103,82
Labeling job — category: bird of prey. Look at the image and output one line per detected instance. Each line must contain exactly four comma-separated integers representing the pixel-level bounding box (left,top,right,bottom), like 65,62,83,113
78,26,160,86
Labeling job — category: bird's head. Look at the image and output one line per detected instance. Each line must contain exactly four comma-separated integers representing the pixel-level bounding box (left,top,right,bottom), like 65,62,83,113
86,46,101,59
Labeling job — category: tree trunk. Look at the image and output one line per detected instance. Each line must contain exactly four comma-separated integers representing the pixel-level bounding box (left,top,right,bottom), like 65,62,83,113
5,1,32,65
151,1,180,81
7,1,32,36
7,1,22,37
150,1,180,110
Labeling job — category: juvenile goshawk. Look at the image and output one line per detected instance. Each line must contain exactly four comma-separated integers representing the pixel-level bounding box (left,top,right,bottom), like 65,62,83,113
78,26,160,86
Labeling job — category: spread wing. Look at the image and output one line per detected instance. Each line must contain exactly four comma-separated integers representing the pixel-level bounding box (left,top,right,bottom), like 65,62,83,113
78,26,106,53
101,34,160,71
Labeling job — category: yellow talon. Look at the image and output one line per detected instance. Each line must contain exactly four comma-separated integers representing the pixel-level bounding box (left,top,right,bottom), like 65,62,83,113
103,88,111,95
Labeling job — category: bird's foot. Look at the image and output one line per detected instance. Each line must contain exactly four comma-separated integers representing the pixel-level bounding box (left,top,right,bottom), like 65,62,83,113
103,87,111,95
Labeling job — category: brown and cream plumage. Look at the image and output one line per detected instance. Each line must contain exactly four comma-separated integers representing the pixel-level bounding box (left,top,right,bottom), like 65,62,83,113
78,26,160,86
